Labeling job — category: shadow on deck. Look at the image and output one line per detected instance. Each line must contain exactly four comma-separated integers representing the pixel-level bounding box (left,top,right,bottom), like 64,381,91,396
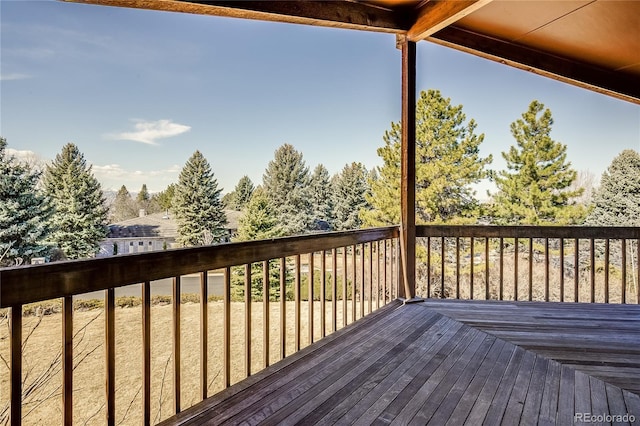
161,299,640,425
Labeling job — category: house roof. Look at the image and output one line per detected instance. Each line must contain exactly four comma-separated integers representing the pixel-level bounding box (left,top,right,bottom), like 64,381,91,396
107,212,179,239
65,0,639,105
107,210,242,239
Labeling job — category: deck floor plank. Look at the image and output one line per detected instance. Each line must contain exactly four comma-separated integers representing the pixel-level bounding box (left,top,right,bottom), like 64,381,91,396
159,299,640,426
314,316,460,425
537,360,561,426
410,333,495,425
349,319,469,426
438,338,506,426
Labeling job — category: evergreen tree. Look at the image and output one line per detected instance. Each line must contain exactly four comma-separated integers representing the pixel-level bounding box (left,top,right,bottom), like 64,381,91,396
310,164,334,225
491,100,585,224
43,143,108,259
236,187,279,241
135,183,160,214
333,162,370,230
110,185,137,222
155,183,176,213
226,175,255,211
585,150,640,226
136,183,150,203
173,151,227,246
361,89,492,226
262,144,312,236
0,137,51,264
234,188,288,301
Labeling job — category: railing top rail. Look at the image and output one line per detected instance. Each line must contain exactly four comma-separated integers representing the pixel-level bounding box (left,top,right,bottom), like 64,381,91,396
0,226,398,308
416,225,640,239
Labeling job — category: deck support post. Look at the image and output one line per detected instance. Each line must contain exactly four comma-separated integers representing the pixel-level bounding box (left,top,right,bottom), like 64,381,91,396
398,34,417,300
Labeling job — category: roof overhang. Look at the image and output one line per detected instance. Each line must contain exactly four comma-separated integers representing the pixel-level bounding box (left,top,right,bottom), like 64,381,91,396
64,0,640,105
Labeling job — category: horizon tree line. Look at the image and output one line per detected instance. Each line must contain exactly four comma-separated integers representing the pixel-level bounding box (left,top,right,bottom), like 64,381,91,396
2,90,638,266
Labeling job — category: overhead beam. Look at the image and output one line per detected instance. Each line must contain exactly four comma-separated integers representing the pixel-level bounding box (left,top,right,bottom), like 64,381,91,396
64,0,409,33
430,26,640,105
407,0,492,41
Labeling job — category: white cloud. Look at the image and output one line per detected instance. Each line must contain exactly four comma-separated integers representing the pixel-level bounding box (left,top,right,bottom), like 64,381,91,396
92,163,181,192
0,73,31,81
106,119,191,145
6,148,45,170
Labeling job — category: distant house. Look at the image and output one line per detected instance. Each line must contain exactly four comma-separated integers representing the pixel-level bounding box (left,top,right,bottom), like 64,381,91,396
99,209,242,256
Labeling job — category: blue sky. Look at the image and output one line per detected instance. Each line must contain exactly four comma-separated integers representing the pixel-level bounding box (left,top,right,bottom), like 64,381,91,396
2,1,639,197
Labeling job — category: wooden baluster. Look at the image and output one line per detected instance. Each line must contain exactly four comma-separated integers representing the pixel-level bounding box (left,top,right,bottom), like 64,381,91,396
224,268,231,387
294,255,301,352
368,243,373,314
426,236,431,298
528,239,533,301
10,305,22,426
173,276,181,411
560,239,565,302
245,264,251,377
441,237,445,298
280,257,286,360
105,288,115,426
383,240,388,305
200,272,208,399
342,248,347,327
499,238,504,301
142,281,151,426
514,237,519,301
320,251,326,338
470,238,475,300
545,238,550,302
63,295,73,425
637,240,640,304
621,239,627,304
360,243,365,318
331,249,337,333
574,239,580,302
376,241,381,310
605,239,610,303
309,253,314,344
590,239,596,303
263,260,269,367
351,246,356,323
485,238,490,300
456,237,460,299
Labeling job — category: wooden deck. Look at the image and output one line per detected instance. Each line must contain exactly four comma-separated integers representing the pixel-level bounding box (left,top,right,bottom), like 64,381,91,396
161,299,640,425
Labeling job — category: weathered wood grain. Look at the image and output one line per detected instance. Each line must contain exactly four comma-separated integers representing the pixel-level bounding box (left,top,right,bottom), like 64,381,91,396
157,300,640,426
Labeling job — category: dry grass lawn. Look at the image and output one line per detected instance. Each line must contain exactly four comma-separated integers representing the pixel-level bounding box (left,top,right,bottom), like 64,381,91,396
1,300,364,425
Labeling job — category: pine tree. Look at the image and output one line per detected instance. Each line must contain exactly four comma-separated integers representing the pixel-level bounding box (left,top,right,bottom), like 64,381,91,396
135,183,159,214
43,143,108,259
110,185,137,222
491,100,585,224
155,183,176,213
333,162,370,230
236,187,279,241
226,175,255,211
234,188,287,301
585,150,640,226
173,151,227,246
361,89,492,226
136,183,150,203
262,144,312,236
310,164,334,226
0,137,51,264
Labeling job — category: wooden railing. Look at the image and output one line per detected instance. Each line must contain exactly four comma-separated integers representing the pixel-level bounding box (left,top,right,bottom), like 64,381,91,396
4,224,639,424
0,227,399,425
416,225,640,304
